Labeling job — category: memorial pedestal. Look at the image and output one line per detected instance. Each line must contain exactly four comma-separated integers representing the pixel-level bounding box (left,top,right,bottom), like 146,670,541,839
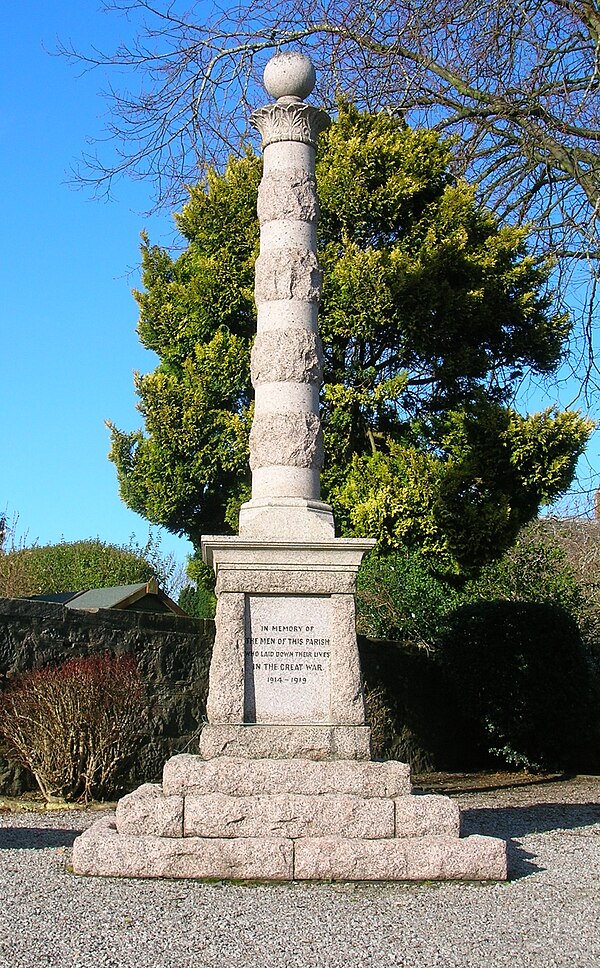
201,537,375,754
72,535,508,882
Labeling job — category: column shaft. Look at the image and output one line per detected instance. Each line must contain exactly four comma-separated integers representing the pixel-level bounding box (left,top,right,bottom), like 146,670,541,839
238,97,334,540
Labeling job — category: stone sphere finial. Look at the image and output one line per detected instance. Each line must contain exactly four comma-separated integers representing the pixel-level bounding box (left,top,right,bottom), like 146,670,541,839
263,52,316,101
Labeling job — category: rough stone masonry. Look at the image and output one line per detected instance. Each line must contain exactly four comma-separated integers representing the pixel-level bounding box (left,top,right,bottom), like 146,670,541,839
72,52,507,882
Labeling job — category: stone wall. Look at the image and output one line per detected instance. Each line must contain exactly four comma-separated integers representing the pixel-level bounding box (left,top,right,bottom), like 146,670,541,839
0,598,215,796
0,598,464,797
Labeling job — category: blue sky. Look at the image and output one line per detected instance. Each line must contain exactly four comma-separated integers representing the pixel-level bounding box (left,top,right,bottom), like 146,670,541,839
1,2,597,576
1,1,194,566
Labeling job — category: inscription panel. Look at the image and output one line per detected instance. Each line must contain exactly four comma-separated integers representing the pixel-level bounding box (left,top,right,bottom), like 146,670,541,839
244,595,331,724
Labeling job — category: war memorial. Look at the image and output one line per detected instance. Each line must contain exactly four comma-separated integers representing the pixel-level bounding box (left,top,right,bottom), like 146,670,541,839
72,52,507,882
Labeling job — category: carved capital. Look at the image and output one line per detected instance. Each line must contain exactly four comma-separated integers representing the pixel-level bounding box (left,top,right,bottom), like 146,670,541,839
251,102,330,148
249,412,323,469
251,330,323,385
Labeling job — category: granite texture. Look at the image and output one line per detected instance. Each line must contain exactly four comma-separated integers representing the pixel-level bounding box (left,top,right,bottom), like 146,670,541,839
249,411,323,469
253,381,319,413
329,594,366,725
257,170,318,223
293,834,508,881
246,466,322,501
72,821,507,882
198,724,372,761
254,249,322,303
201,544,374,735
256,300,319,331
115,784,183,838
203,537,375,574
251,329,322,385
183,792,395,840
162,754,412,798
205,594,245,723
394,794,460,838
215,568,354,595
73,818,294,880
237,503,336,542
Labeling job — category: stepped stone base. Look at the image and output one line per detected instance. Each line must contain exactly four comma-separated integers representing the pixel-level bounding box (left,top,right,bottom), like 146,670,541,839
72,754,508,882
73,819,505,881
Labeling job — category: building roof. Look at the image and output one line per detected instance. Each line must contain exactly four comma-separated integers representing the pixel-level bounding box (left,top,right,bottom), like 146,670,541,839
25,578,186,616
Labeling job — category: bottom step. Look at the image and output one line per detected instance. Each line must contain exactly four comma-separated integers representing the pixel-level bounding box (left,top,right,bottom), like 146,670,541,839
72,818,507,881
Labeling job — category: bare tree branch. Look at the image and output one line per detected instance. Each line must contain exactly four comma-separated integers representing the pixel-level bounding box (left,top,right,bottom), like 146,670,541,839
60,0,600,487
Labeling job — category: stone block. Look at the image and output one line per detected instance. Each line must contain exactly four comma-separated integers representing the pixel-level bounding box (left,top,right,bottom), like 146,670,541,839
328,594,366,725
202,536,375,577
259,220,316,254
254,248,322,303
394,794,460,838
249,412,323,469
72,819,294,880
257,169,318,223
198,724,371,760
293,835,508,881
254,381,319,414
115,783,183,838
205,593,245,723
251,329,322,385
183,792,395,839
163,754,411,798
256,299,319,333
216,568,355,596
237,507,337,545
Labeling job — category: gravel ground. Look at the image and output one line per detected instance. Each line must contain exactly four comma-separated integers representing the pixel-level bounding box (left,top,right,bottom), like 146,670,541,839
0,776,598,968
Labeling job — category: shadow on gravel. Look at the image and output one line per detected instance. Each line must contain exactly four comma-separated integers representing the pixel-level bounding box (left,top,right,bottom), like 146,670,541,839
414,773,576,797
0,828,81,849
461,802,600,880
460,802,600,839
505,842,541,879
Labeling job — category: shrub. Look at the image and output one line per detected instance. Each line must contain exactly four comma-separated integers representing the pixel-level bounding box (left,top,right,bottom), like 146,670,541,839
438,601,598,771
357,550,471,765
178,584,217,619
357,530,585,644
357,549,461,645
0,534,180,599
179,559,217,618
360,639,452,772
524,517,600,660
357,530,600,772
462,527,584,616
0,653,146,802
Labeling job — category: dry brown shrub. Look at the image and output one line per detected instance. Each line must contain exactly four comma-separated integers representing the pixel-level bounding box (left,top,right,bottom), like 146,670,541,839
0,653,146,802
